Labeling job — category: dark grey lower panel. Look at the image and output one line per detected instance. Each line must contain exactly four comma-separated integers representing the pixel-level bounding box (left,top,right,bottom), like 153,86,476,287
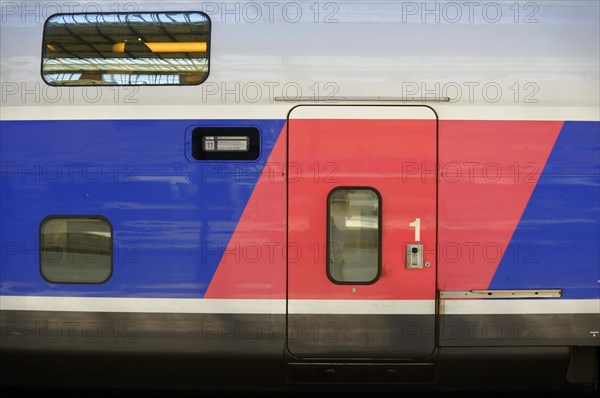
1,310,598,391
439,313,600,346
3,311,597,353
0,310,288,390
287,314,435,359
0,310,286,354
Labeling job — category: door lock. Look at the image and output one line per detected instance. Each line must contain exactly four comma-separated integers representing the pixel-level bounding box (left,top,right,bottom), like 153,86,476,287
406,244,423,269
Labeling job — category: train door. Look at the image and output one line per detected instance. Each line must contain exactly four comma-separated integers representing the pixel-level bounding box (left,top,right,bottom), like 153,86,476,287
287,105,437,359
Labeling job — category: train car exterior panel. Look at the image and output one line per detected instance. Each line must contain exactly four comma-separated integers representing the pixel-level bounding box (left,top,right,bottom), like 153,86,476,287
1,0,599,392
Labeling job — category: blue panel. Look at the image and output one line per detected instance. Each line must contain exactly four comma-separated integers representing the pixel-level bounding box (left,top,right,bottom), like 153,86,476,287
490,121,600,299
0,119,285,297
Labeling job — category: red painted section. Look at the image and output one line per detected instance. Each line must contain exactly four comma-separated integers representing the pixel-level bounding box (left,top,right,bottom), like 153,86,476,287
288,118,437,300
207,118,563,299
205,124,287,298
437,120,563,291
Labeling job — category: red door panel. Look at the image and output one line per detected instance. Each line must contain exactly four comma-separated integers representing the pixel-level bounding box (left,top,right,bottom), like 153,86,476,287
287,105,437,359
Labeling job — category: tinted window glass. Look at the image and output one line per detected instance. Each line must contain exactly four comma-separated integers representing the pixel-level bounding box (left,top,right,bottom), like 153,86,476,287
41,217,112,283
42,12,210,85
328,188,380,283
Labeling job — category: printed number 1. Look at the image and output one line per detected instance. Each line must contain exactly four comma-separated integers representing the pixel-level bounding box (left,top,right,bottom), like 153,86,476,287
409,218,421,241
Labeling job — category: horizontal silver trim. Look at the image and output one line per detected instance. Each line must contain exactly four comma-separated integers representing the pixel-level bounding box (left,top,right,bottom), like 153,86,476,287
274,96,451,102
440,289,562,299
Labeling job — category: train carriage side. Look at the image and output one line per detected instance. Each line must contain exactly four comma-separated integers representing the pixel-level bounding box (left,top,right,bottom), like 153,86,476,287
0,0,598,392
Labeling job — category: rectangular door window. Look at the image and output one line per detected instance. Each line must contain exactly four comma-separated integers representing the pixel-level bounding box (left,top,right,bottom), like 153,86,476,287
327,187,381,284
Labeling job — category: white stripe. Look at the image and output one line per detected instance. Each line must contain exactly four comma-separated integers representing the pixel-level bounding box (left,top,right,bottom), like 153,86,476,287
0,296,285,314
288,299,435,314
1,296,598,315
441,299,600,315
288,105,436,120
1,105,599,121
0,296,433,315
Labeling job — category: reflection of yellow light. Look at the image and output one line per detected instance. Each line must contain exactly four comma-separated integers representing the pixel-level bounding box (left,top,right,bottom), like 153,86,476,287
47,44,56,51
112,42,207,53
112,43,126,52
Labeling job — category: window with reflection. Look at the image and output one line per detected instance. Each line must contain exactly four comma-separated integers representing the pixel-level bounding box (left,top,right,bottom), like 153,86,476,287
40,217,112,283
42,12,210,85
327,188,381,284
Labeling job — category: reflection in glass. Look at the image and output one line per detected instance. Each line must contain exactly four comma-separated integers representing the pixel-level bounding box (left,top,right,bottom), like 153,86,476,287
328,188,380,283
41,218,112,283
42,12,210,85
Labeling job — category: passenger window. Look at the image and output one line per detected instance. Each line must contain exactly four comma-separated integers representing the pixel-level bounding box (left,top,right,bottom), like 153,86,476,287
40,217,112,283
42,12,210,86
327,188,381,284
